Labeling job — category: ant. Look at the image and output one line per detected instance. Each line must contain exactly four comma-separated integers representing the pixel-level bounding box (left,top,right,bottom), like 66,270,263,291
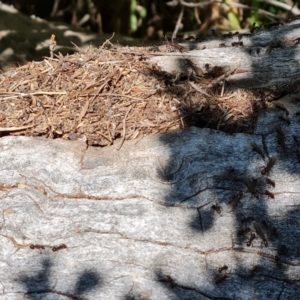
223,32,233,38
265,190,275,199
160,275,175,289
275,126,287,153
242,177,259,198
237,227,251,237
211,204,222,214
253,221,268,247
228,191,243,212
52,244,67,252
232,42,243,47
266,178,275,188
250,142,265,159
218,265,228,273
30,244,45,250
261,156,277,175
247,233,256,247
164,36,188,53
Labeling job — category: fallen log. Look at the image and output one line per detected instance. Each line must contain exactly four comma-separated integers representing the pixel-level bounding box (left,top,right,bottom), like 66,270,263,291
0,95,300,299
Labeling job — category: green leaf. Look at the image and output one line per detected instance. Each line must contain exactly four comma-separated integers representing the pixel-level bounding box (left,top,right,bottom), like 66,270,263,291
228,12,240,30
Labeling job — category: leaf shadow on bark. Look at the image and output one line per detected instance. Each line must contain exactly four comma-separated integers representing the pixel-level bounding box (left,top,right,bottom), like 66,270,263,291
155,128,300,299
151,27,300,299
18,257,102,299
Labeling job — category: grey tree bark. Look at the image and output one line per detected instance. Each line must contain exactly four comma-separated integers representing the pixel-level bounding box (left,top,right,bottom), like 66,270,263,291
148,19,300,89
0,95,300,299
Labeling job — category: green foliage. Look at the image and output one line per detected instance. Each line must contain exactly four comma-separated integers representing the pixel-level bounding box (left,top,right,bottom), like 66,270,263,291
130,0,147,33
250,0,261,26
2,0,299,38
228,12,240,30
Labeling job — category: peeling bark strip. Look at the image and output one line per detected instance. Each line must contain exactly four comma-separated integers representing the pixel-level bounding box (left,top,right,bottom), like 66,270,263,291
148,19,300,89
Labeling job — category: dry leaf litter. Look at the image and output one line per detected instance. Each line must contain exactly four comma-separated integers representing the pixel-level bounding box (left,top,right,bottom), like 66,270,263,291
0,40,263,147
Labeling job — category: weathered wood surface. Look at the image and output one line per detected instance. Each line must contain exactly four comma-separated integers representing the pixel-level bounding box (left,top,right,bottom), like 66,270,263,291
0,96,300,299
148,20,300,89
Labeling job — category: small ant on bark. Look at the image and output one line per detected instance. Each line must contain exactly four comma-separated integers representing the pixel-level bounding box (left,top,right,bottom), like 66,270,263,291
52,244,67,252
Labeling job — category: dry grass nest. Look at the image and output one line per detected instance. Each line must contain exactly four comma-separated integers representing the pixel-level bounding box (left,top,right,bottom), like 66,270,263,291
0,40,267,147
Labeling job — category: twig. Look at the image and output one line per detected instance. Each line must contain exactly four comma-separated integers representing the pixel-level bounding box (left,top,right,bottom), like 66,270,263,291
101,32,115,49
77,82,108,124
172,6,185,40
70,41,86,54
49,34,56,59
221,79,225,97
78,98,90,124
178,0,211,7
116,105,132,151
0,91,67,96
189,81,212,98
223,2,284,19
81,93,142,101
178,0,285,20
258,0,300,14
50,0,60,17
0,124,36,132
